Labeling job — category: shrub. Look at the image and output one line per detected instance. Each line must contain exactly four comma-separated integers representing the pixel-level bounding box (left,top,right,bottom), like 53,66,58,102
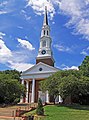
36,98,44,115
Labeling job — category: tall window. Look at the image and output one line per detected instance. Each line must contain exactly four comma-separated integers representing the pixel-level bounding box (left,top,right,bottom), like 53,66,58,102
42,40,46,47
47,30,48,35
44,30,45,35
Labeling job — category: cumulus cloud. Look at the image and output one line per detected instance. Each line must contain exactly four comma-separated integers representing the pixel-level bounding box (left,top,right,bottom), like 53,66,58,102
0,32,6,39
0,34,35,71
8,61,34,71
54,44,72,53
26,0,89,40
0,40,12,57
17,38,35,51
0,33,12,63
81,46,89,56
26,0,56,19
21,9,32,21
61,64,79,70
59,0,89,40
0,0,15,15
0,40,12,63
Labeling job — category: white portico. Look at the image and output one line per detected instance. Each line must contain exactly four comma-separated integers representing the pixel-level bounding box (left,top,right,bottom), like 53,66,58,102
20,62,59,103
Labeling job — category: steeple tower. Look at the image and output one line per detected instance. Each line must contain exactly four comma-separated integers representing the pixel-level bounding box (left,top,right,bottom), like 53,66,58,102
36,6,55,66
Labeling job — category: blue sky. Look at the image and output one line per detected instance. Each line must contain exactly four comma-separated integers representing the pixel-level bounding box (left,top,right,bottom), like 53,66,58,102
0,0,89,71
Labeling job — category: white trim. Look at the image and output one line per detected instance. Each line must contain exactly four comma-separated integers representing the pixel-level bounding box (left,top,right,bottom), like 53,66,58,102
22,62,59,75
31,78,35,103
46,91,49,103
20,79,24,103
25,81,29,103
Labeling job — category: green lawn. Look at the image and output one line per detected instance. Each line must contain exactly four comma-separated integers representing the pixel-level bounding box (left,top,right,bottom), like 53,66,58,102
44,105,89,120
25,105,89,120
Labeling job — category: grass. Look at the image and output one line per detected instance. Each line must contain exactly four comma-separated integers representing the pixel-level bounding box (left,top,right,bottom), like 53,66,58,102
25,105,89,120
44,105,89,120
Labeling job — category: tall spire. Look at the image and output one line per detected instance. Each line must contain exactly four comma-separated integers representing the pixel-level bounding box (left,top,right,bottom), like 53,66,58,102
36,6,54,66
43,6,48,26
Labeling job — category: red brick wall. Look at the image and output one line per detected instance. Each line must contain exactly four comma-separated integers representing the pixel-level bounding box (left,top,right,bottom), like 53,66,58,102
35,81,39,102
36,58,54,66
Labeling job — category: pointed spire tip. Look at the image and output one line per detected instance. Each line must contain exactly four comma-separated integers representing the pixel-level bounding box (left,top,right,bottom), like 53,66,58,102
43,6,48,26
45,6,47,11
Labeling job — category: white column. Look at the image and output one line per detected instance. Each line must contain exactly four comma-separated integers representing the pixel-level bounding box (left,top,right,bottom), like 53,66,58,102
31,78,35,103
20,79,24,103
46,91,49,103
25,81,29,103
59,95,63,103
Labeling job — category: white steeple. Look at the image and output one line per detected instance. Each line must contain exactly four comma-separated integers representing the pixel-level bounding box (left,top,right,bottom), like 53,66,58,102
36,6,54,66
41,6,50,38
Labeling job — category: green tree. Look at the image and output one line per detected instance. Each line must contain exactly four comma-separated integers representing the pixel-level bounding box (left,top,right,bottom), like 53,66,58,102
0,70,25,104
0,70,21,81
59,75,89,104
36,98,44,115
40,70,81,104
79,56,89,77
40,69,89,104
40,71,61,104
0,79,25,104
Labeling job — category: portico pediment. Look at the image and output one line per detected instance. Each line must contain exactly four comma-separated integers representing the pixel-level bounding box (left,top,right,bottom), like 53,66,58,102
21,62,59,79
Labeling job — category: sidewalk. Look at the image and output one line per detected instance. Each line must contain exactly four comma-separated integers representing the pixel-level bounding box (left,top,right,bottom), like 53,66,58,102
0,116,22,120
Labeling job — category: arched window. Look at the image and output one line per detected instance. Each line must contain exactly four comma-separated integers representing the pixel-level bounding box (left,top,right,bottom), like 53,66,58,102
42,40,46,47
44,30,45,35
47,30,48,35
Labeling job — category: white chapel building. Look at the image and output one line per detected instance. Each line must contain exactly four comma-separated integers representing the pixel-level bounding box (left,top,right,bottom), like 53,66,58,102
20,7,62,104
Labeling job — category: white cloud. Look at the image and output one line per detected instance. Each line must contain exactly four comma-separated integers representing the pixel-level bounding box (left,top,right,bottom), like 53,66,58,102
61,64,79,70
0,1,8,6
0,40,35,71
8,61,34,71
0,32,5,39
59,0,89,40
17,38,35,51
0,32,12,62
81,51,88,56
0,39,12,63
54,44,72,52
26,0,56,19
0,0,14,15
21,9,32,21
0,11,8,15
0,34,35,71
26,0,89,40
81,46,89,56
0,1,9,15
17,26,23,29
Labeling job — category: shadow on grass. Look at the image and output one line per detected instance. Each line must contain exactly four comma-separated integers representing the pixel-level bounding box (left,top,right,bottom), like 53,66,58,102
56,104,89,111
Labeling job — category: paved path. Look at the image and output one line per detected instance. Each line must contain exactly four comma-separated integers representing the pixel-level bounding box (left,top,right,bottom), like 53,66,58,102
0,116,22,120
0,103,37,120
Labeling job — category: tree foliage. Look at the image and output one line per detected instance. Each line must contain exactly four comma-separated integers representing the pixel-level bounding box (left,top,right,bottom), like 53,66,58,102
40,64,89,104
0,70,25,104
59,74,89,104
79,56,89,77
0,70,21,81
40,72,60,104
